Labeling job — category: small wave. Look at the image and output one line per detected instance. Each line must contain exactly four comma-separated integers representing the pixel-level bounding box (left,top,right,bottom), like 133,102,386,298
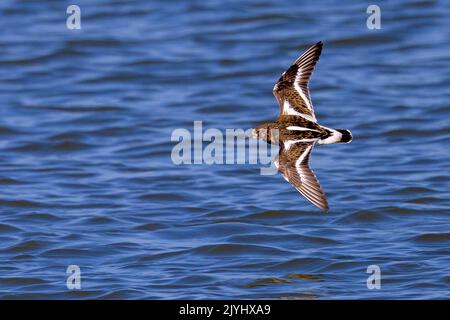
0,223,22,233
137,193,187,201
133,223,167,231
245,210,315,220
5,240,49,254
331,34,396,46
384,128,450,137
44,105,125,114
394,187,436,195
414,233,450,243
267,258,327,272
245,277,292,288
192,243,290,256
9,141,93,153
0,199,42,208
18,212,62,221
337,210,388,223
406,197,445,204
0,277,47,286
379,206,422,216
0,177,21,185
0,126,20,135
286,274,322,281
42,248,99,258
79,216,118,225
98,289,147,299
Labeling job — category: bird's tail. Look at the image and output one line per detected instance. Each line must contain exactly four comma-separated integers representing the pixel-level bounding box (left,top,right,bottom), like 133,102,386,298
336,129,352,143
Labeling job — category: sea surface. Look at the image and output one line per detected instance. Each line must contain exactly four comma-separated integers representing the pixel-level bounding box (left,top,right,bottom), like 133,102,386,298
0,0,449,299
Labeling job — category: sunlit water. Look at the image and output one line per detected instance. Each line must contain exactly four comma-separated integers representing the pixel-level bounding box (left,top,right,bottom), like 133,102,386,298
0,0,449,299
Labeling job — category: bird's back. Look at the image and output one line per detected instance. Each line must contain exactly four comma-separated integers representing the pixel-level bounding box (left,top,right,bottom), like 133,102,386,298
277,115,326,142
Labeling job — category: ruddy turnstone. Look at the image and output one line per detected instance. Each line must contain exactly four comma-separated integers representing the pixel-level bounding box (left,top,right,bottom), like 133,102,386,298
252,41,352,211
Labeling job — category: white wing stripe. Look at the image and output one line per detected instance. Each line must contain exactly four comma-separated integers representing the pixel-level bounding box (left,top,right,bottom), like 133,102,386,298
283,100,316,122
283,139,316,152
295,145,312,182
294,73,316,121
296,145,312,166
284,140,302,151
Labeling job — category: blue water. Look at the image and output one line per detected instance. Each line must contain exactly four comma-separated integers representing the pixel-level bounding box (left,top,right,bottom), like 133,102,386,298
0,0,449,299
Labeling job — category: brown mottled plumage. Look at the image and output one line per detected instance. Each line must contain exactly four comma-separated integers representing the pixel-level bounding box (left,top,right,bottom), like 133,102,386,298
252,42,353,212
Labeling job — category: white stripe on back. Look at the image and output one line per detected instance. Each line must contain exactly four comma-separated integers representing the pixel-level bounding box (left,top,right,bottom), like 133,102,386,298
287,126,320,132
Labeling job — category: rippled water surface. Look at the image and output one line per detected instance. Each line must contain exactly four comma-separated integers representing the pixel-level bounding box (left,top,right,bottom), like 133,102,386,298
0,0,449,299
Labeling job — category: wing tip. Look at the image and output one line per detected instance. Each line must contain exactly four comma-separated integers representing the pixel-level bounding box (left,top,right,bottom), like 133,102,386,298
320,203,330,213
315,41,323,54
308,193,329,212
294,41,323,66
311,198,329,212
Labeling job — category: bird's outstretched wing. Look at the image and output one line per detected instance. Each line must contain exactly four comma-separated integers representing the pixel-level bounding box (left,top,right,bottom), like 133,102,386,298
273,41,323,122
276,139,329,211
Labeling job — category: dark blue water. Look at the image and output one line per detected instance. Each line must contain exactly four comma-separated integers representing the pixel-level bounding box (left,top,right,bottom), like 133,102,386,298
0,0,449,299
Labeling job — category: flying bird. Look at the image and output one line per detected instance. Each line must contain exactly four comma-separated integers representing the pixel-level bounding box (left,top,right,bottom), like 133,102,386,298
252,42,352,211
